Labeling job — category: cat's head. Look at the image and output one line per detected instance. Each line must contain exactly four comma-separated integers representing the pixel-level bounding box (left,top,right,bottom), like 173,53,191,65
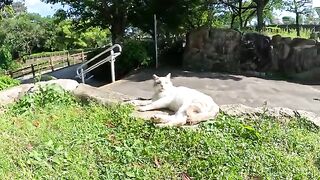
152,73,173,92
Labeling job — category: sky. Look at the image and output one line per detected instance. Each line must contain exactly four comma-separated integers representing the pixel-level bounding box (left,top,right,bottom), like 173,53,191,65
20,0,67,17
313,0,320,8
19,0,320,17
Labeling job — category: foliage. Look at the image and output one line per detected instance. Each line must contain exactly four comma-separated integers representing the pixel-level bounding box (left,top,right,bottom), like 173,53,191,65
0,101,320,178
43,0,135,43
0,6,111,70
0,13,48,57
0,0,12,10
0,45,13,70
118,39,152,68
0,75,19,91
11,84,77,114
44,20,111,51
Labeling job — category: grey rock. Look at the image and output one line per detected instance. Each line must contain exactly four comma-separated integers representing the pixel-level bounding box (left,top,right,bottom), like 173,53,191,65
33,79,79,92
73,83,134,105
0,84,34,106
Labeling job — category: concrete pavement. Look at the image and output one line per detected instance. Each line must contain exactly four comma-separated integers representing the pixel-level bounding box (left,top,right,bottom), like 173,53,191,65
100,68,320,115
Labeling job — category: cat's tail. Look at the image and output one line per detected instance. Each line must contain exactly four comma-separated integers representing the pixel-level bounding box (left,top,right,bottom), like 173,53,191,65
186,104,219,125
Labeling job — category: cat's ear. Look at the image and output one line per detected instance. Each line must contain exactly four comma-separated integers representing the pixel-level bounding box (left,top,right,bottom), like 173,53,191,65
153,74,159,80
166,73,171,79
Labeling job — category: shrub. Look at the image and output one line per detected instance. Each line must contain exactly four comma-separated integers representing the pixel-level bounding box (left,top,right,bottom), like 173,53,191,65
0,75,20,91
117,39,153,70
0,46,13,70
86,40,153,81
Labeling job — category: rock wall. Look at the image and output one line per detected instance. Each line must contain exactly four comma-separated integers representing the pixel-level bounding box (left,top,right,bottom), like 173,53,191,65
183,27,242,72
183,27,320,81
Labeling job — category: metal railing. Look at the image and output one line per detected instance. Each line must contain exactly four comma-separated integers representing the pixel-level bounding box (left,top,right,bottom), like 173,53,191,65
76,44,122,84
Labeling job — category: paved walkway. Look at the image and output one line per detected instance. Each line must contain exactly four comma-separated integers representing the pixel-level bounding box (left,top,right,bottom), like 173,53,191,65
100,68,320,115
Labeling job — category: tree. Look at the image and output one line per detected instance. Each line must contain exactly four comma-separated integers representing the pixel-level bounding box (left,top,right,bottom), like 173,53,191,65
219,0,256,29
43,0,135,43
0,0,12,9
12,1,27,14
130,0,220,37
284,0,312,36
0,13,47,56
253,0,270,31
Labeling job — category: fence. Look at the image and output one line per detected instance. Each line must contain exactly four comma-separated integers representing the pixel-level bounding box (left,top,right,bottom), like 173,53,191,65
8,50,90,79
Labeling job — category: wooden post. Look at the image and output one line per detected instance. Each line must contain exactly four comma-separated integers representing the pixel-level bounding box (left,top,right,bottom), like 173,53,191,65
8,71,13,78
81,50,85,62
50,55,54,71
31,64,35,79
67,52,70,66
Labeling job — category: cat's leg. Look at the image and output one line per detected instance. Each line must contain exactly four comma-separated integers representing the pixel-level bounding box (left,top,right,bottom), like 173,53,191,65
138,97,170,112
124,99,152,106
155,113,187,127
154,105,189,127
187,105,219,125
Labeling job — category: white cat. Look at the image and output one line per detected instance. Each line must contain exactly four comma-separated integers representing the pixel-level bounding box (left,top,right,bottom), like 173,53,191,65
130,73,219,127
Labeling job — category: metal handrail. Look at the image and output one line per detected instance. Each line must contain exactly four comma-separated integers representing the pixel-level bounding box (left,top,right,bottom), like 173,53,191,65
76,44,122,84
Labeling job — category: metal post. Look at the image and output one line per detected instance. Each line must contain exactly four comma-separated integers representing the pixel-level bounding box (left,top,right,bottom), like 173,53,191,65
154,14,158,69
110,50,115,83
81,68,85,84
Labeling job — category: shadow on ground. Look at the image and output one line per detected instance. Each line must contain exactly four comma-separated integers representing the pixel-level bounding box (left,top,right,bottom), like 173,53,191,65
123,67,243,82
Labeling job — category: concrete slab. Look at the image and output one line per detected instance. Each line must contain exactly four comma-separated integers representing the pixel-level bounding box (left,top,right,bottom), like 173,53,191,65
100,68,320,115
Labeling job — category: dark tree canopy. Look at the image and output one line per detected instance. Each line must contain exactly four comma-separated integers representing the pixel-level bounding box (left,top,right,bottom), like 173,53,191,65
0,0,13,9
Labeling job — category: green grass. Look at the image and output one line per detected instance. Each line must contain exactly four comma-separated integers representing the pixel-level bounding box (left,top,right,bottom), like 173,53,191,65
262,27,312,39
0,75,20,91
0,88,320,179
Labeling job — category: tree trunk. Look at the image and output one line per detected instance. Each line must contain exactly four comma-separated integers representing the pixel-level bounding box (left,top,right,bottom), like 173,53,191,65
230,14,235,29
239,0,243,29
256,3,264,31
111,25,124,44
110,7,127,44
296,12,300,36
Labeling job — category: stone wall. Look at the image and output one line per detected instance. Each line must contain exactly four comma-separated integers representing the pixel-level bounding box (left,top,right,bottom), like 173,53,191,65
183,27,242,72
183,26,320,81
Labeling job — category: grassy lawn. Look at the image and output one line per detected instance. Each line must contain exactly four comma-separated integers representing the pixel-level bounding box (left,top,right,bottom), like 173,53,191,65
0,86,320,179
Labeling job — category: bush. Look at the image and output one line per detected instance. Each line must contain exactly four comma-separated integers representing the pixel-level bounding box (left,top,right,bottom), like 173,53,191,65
11,84,77,114
117,39,152,69
0,46,13,70
0,75,20,91
86,39,153,81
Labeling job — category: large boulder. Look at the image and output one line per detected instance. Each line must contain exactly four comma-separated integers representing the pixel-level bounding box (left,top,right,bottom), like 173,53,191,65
183,27,320,82
240,33,274,71
0,84,34,107
183,27,242,72
73,83,133,105
271,35,320,74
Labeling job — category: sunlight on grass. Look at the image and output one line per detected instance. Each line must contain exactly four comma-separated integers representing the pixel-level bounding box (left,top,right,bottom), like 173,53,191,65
0,99,319,179
262,27,312,39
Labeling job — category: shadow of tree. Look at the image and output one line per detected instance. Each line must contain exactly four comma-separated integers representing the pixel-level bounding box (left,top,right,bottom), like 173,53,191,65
123,67,243,82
